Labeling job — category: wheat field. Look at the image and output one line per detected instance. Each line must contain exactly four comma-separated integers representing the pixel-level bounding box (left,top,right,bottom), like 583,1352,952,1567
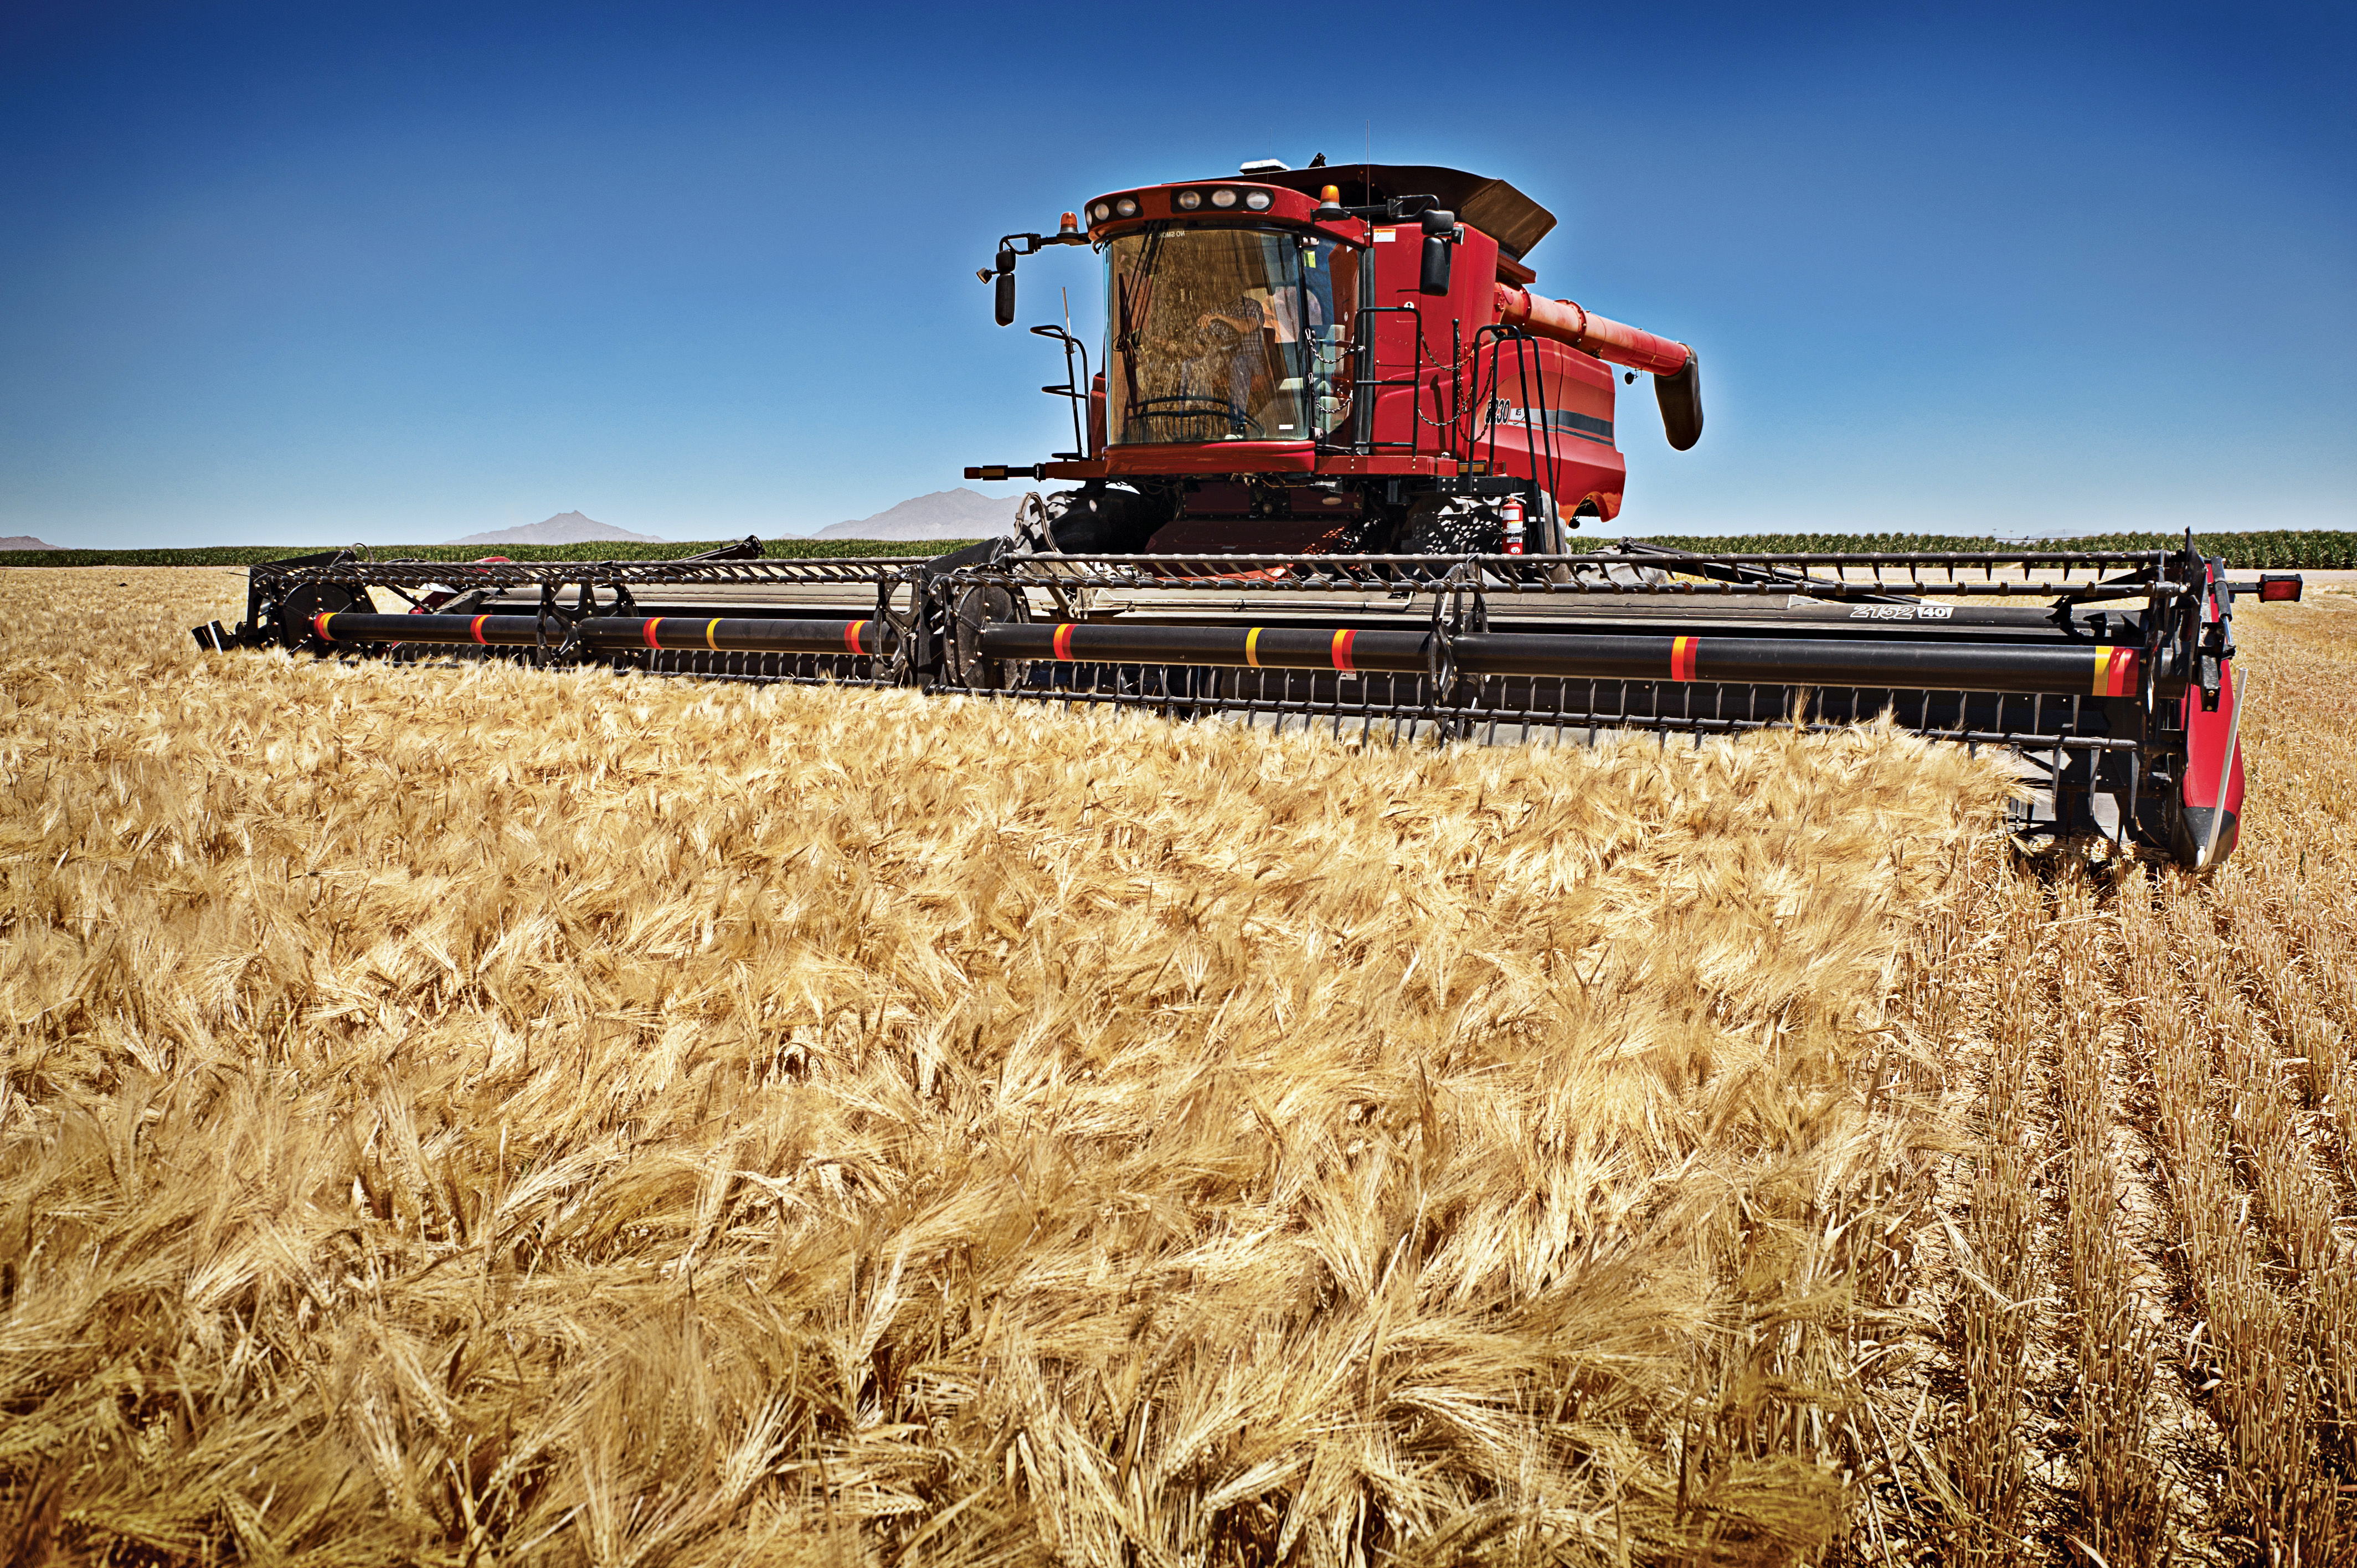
0,568,2348,1566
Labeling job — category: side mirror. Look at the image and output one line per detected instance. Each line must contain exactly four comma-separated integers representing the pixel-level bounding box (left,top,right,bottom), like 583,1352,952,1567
1419,235,1453,296
1418,209,1455,297
994,248,1017,327
1654,351,1704,451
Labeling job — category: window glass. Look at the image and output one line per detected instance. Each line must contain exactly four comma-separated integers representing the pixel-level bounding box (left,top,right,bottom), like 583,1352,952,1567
1105,228,1355,445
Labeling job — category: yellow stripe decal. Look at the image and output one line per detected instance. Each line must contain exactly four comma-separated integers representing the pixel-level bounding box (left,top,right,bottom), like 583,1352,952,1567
1245,627,1263,668
2092,647,2112,696
706,617,722,651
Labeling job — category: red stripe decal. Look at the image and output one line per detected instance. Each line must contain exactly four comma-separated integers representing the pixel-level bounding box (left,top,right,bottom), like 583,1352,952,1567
470,614,491,645
1671,635,1698,682
845,619,868,657
2108,648,2138,698
642,617,664,649
1330,628,1356,673
1053,623,1075,661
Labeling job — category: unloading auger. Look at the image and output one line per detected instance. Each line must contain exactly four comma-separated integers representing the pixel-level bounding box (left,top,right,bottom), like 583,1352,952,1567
195,159,2304,867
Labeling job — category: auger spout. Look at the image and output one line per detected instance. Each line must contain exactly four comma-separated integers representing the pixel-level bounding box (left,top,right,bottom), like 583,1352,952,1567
1493,283,1703,450
1491,286,1690,376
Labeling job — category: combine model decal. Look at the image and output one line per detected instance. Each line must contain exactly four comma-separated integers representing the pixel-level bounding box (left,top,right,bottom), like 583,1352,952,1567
1490,403,1614,445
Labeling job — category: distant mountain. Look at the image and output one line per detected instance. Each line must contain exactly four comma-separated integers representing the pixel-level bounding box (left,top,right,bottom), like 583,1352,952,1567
0,535,59,551
814,489,1016,541
447,512,667,546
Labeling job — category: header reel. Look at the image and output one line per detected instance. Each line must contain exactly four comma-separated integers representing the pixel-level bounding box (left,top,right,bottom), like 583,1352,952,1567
200,532,2292,869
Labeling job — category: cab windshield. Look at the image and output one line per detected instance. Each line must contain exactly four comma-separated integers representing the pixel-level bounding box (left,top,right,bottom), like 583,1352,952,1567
1105,226,1356,446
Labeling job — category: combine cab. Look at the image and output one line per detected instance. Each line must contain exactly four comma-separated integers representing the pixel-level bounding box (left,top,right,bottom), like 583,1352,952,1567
194,159,2300,868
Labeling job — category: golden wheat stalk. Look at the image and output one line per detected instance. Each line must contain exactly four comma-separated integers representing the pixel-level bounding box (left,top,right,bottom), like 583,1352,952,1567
2,568,2031,1566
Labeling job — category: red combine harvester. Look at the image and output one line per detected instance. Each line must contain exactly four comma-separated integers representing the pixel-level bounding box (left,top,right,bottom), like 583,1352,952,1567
195,158,2301,866
959,163,1700,560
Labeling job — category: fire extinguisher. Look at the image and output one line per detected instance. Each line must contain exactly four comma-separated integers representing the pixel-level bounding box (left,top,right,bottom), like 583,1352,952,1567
1501,496,1526,555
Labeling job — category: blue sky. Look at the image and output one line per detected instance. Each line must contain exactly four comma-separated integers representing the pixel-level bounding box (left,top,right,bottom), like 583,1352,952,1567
2,1,2349,546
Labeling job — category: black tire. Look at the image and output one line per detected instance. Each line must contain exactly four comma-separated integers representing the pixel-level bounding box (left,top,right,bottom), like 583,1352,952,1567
1043,487,1167,554
276,582,367,649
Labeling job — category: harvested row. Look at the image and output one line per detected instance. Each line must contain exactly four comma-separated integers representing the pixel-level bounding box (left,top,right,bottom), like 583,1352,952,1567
2049,870,2169,1568
2122,874,2339,1556
1883,592,2357,1564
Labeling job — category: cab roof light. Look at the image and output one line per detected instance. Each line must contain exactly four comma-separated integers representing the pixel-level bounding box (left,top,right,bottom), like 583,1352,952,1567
1058,211,1079,235
1209,188,1238,209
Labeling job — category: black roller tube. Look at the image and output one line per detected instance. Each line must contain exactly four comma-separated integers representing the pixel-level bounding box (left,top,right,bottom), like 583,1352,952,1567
980,620,2142,699
1454,632,2138,697
308,611,893,657
575,615,894,657
980,621,1434,674
308,612,545,646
